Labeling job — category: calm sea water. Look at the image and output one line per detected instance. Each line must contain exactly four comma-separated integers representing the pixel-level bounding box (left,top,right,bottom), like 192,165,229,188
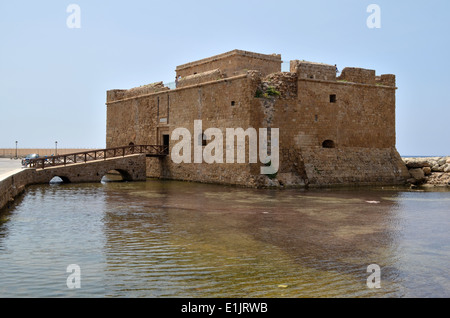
0,179,449,298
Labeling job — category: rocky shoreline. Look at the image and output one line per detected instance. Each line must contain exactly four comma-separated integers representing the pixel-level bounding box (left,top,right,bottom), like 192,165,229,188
403,156,450,188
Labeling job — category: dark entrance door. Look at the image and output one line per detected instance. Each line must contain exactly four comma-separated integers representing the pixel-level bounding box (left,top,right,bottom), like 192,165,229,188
163,134,169,154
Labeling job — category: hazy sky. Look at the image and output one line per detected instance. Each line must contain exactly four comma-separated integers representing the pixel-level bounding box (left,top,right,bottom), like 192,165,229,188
0,0,449,156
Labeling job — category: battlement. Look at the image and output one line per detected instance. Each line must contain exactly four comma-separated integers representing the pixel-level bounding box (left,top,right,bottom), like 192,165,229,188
290,60,336,81
289,60,395,87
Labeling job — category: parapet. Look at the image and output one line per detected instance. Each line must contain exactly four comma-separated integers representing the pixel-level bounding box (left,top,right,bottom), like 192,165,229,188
338,67,376,85
107,81,170,102
375,74,396,87
177,69,225,88
176,49,282,79
290,60,336,81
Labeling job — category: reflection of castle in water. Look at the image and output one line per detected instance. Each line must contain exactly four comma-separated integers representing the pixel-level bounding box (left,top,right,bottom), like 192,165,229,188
106,49,409,188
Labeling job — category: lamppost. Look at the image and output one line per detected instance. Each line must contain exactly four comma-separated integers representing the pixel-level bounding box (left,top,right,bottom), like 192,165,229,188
15,141,18,159
55,141,58,156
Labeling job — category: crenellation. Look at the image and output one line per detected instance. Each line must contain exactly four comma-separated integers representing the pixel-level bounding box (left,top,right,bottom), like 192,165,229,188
375,74,396,87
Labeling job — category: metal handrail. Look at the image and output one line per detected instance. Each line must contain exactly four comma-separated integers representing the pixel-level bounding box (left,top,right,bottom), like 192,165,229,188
27,144,168,169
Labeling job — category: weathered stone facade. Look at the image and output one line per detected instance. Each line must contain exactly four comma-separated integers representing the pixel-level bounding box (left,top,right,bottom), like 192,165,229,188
106,49,410,188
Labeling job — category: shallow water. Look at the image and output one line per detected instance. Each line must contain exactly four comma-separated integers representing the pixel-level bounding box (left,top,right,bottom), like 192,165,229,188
0,179,449,297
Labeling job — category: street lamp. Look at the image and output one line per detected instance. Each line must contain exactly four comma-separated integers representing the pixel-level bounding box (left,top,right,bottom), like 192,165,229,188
15,141,18,159
55,141,58,156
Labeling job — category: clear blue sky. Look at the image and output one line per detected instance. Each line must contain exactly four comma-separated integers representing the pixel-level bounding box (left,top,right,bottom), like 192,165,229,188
0,0,449,156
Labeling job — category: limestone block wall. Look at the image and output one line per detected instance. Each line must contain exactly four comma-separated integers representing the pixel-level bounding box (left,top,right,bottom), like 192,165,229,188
301,147,409,186
250,69,406,187
293,79,397,149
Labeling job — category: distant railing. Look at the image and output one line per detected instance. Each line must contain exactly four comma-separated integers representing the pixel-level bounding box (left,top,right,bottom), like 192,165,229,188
164,81,176,89
27,144,168,169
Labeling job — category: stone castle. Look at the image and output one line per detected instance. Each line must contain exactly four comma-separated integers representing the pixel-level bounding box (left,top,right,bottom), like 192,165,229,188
106,49,410,187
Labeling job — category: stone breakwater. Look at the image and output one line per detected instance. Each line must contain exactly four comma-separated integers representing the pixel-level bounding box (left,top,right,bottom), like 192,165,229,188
403,156,450,187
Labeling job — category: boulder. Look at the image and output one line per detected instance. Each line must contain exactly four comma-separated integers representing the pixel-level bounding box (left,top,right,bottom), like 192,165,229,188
409,168,425,182
423,166,432,176
405,158,430,168
438,158,447,166
444,164,450,173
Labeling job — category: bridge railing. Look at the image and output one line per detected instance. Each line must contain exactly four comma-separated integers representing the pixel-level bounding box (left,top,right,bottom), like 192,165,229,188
27,144,168,169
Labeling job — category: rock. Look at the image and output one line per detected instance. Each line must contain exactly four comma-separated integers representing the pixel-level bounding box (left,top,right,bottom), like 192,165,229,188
406,177,417,184
447,157,450,164
431,164,442,172
409,168,425,182
422,166,432,176
444,164,450,173
438,158,447,166
405,158,430,169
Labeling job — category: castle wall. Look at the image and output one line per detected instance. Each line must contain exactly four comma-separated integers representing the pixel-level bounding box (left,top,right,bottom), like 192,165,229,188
106,52,409,188
250,67,409,187
107,73,264,187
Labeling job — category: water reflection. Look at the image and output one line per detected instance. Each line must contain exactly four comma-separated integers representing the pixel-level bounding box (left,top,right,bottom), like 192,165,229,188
0,180,449,297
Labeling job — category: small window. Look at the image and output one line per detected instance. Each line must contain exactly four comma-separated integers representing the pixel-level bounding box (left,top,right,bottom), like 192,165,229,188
330,94,337,103
314,114,318,122
231,101,235,106
309,75,314,79
322,140,335,148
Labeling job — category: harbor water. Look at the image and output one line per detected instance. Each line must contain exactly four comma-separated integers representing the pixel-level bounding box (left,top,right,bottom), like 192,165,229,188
0,178,449,297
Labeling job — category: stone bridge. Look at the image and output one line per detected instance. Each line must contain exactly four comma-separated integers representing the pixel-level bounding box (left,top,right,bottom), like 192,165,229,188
28,154,148,184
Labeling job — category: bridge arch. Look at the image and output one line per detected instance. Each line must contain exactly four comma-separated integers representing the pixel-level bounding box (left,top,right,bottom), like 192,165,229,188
49,176,71,184
101,169,134,182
